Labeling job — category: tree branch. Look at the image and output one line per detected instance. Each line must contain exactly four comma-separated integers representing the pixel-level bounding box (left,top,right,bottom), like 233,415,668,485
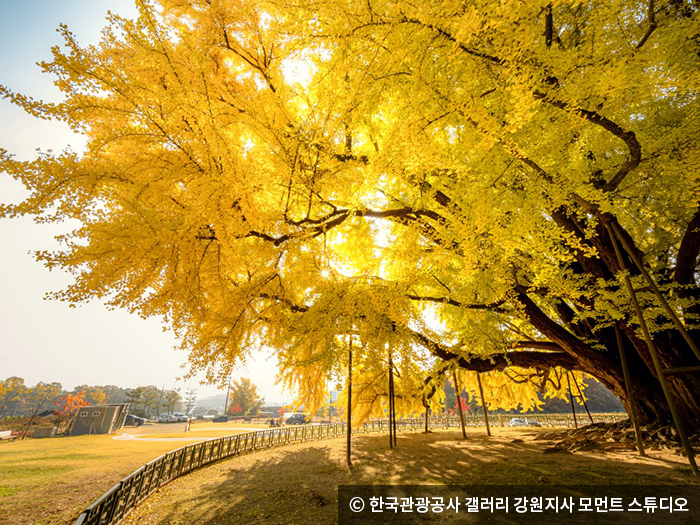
256,292,309,313
512,340,562,351
220,29,276,93
406,326,580,372
533,92,642,192
407,294,506,312
355,17,504,66
512,287,626,392
198,205,450,248
636,0,658,49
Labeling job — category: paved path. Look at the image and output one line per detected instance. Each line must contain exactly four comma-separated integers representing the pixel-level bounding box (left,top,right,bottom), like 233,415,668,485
190,427,258,432
112,427,259,442
113,433,206,442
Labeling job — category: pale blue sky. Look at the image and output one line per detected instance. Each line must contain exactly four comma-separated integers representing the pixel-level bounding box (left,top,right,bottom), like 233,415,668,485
0,1,289,404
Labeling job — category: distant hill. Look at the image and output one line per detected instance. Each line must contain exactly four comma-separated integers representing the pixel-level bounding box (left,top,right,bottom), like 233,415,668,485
194,393,227,410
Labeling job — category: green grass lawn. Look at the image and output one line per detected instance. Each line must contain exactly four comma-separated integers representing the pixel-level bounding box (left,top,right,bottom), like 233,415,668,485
0,422,269,524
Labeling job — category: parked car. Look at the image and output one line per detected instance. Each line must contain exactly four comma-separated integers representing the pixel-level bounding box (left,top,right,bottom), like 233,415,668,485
158,415,178,424
125,414,146,427
286,413,311,425
213,415,229,423
507,418,542,427
173,414,189,423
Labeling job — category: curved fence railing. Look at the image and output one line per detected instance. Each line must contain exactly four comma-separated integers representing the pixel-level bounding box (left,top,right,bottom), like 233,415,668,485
75,413,626,524
75,419,424,525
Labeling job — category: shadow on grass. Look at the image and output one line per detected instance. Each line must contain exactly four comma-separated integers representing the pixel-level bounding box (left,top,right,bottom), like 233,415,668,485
134,430,699,525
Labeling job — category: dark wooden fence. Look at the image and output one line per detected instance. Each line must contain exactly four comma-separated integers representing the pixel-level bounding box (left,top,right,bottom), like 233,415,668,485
431,412,626,429
75,419,424,524
75,413,626,524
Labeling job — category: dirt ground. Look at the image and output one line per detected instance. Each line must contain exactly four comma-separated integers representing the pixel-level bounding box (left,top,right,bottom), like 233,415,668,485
123,427,700,525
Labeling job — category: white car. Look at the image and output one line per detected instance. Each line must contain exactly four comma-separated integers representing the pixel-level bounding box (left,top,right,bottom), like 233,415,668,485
508,418,542,427
158,415,178,423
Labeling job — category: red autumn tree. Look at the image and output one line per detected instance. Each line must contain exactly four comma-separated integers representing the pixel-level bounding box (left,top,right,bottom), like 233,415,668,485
54,391,89,421
455,397,469,414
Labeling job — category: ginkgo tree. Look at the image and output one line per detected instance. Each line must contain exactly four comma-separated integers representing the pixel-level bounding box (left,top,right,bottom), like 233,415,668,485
2,0,699,431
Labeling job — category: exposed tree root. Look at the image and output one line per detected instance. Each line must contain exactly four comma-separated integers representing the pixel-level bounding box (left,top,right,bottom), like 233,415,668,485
533,420,700,454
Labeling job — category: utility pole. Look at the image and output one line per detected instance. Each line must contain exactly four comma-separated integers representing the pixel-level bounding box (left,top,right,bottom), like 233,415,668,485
566,372,578,429
223,375,232,416
347,333,353,469
158,385,165,417
390,356,397,447
476,373,491,437
389,356,394,448
453,370,467,440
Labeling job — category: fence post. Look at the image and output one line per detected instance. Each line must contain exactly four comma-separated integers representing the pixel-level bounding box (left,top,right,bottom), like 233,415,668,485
104,482,123,524
476,373,492,437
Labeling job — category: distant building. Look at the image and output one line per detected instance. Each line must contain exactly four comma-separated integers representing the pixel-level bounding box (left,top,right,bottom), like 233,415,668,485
70,404,130,436
31,426,57,439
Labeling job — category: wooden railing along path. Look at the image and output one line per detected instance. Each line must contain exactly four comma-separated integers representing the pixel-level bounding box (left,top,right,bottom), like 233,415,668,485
75,413,626,524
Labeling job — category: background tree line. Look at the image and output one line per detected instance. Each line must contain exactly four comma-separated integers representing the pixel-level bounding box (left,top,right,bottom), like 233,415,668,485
443,375,624,417
0,377,185,420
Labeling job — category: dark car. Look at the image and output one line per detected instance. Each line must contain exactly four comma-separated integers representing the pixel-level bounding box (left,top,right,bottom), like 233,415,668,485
286,413,310,425
125,414,146,427
213,415,229,423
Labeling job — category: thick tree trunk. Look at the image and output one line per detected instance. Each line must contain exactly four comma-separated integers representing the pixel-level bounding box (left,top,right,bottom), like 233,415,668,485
409,320,699,433
647,332,700,426
521,290,700,430
575,341,671,428
546,209,700,430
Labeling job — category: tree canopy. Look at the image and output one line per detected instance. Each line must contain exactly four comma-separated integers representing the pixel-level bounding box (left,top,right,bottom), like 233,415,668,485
2,0,699,428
